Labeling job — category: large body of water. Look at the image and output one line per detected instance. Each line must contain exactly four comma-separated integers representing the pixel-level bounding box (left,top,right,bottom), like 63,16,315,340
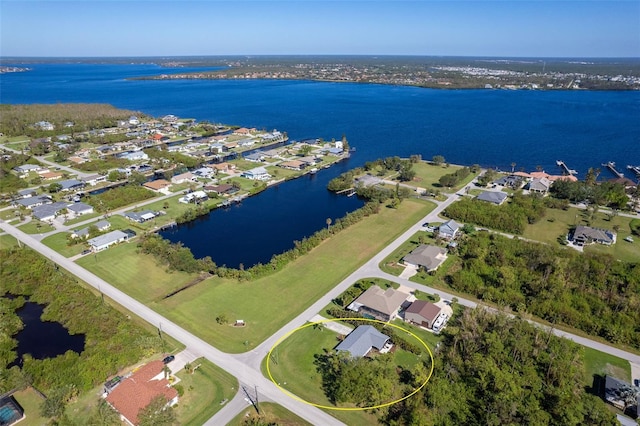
2,62,639,266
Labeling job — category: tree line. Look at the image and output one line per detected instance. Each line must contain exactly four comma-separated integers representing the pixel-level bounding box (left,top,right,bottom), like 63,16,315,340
448,232,640,349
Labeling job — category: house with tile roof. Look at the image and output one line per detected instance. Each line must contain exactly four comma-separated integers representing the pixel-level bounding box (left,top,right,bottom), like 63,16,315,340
106,360,178,426
347,285,410,322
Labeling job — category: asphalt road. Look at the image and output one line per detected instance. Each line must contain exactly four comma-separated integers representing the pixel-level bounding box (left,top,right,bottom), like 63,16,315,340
4,176,640,425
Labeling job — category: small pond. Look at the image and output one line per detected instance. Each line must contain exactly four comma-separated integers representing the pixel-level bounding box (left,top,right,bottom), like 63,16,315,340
8,301,85,368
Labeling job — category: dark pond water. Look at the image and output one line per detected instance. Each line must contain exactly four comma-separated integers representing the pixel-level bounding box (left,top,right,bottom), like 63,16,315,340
8,301,85,368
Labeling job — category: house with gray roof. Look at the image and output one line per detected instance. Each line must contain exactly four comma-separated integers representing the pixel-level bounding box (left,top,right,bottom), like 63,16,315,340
71,220,110,239
32,202,69,222
477,191,508,205
347,285,410,322
124,210,157,223
572,225,615,246
241,167,270,181
14,194,52,209
603,375,639,417
335,325,390,358
438,219,461,240
59,179,85,192
66,202,94,218
88,230,129,252
528,177,551,194
403,245,448,272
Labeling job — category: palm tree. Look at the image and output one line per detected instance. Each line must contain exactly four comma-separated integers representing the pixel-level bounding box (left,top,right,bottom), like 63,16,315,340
326,218,332,230
511,162,516,173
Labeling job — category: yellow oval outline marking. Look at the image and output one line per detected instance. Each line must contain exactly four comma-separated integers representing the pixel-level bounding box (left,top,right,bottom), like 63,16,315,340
266,317,434,411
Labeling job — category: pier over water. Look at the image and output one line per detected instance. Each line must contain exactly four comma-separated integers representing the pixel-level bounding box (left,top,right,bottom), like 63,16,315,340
603,161,624,178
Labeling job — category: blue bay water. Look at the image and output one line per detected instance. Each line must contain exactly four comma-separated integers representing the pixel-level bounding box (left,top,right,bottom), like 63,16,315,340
1,63,639,266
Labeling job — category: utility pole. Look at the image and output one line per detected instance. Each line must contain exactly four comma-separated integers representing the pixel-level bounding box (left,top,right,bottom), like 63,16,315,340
255,385,260,414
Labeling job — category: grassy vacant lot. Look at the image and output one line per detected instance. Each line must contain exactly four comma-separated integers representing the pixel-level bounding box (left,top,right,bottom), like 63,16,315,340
264,325,388,425
398,161,479,192
77,242,196,302
18,220,55,234
175,357,239,426
582,347,631,386
11,388,47,426
228,402,312,426
0,234,18,250
152,198,435,352
522,206,639,262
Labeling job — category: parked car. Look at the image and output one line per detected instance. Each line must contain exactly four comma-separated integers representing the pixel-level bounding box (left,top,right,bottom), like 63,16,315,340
162,355,175,364
81,249,91,255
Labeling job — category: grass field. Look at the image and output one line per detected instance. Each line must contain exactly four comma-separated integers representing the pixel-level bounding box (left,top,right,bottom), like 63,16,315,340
263,325,388,425
150,198,435,352
175,357,239,426
582,347,631,386
18,220,55,234
0,234,18,249
76,242,197,302
398,161,479,192
522,206,639,262
228,402,312,426
11,388,47,426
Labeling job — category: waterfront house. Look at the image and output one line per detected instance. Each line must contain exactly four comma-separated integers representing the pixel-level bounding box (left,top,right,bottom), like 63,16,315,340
528,177,551,194
572,225,615,246
438,219,461,240
124,210,157,223
244,152,265,162
241,167,271,181
477,191,508,205
106,360,178,426
347,285,410,322
403,245,448,272
179,190,208,204
171,172,196,184
404,300,443,329
40,171,64,181
81,174,107,186
279,160,306,171
335,325,391,358
207,162,236,174
58,179,85,192
204,184,235,195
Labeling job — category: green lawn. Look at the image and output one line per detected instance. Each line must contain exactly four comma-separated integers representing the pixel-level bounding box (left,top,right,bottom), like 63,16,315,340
228,402,312,426
0,234,18,250
522,206,640,262
76,242,197,302
582,347,631,386
11,388,47,426
175,357,239,426
152,198,435,352
18,220,55,234
397,162,479,192
263,325,385,425
42,232,85,257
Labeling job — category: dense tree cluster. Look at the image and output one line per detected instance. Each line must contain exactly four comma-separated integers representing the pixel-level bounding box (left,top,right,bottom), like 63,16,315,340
144,148,203,169
137,234,215,274
449,233,640,348
0,153,35,194
385,309,616,425
327,168,363,192
0,248,164,396
85,184,156,212
438,167,471,188
550,179,629,210
0,104,142,137
444,193,546,234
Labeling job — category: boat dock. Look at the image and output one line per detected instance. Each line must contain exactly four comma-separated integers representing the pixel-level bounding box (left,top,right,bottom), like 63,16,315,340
602,161,624,178
627,165,640,178
556,160,578,175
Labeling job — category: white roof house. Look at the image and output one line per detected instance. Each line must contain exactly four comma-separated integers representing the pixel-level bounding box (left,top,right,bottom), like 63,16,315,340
241,167,271,181
88,230,129,252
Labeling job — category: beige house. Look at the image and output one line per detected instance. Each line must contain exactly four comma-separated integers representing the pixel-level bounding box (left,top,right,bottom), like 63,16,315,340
347,285,410,321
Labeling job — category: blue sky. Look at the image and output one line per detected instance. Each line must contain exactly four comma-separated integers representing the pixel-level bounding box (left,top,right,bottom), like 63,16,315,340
2,1,639,57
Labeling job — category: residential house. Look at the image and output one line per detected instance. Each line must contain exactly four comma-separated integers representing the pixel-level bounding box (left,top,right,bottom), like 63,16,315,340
88,230,129,252
572,225,615,246
143,179,172,194
124,210,157,223
39,171,64,181
347,285,410,322
68,156,88,165
207,162,236,174
192,167,215,179
335,325,391,358
81,174,107,186
66,202,94,218
244,152,265,162
13,164,43,176
237,138,256,147
35,121,55,131
17,189,37,198
209,143,226,154
59,179,85,192
477,191,508,205
71,220,110,239
528,177,552,194
603,376,639,417
179,190,208,204
403,245,448,272
128,116,140,126
279,160,306,171
241,167,271,181
404,300,443,329
106,360,178,426
32,202,69,222
204,184,235,195
14,195,52,209
233,127,255,136
171,172,196,184
117,151,149,161
438,219,461,240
